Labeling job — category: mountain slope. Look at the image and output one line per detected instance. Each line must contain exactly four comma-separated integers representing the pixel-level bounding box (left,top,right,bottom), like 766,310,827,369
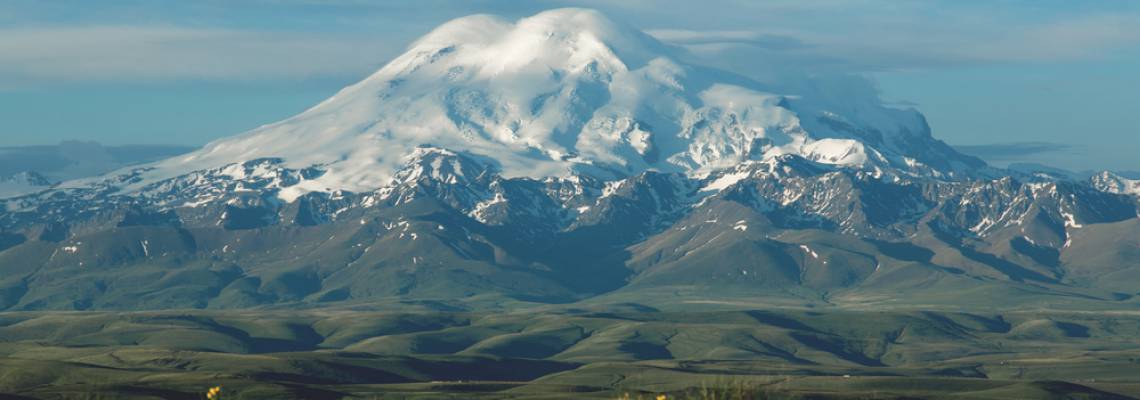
0,8,1137,312
0,172,52,199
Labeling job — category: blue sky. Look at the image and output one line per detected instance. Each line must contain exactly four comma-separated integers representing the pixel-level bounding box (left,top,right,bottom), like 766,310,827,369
0,0,1137,171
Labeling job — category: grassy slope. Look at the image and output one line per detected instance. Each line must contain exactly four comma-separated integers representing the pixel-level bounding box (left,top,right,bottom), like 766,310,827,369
0,308,1138,399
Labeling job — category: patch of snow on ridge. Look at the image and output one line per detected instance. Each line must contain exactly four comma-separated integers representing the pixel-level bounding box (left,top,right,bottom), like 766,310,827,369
470,193,507,223
1061,209,1083,229
801,139,871,166
702,170,750,192
799,245,819,259
1091,171,1140,196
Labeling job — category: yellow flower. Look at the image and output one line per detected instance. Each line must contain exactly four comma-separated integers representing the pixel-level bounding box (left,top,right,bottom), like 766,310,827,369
657,395,667,400
206,386,222,400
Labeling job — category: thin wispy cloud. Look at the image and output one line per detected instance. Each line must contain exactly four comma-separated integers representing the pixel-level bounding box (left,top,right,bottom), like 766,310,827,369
954,142,1080,162
0,26,400,84
2,1,1138,84
648,13,1140,76
990,15,1140,61
646,30,808,50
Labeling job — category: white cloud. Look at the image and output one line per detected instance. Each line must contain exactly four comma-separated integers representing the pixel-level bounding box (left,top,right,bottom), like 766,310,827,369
967,15,1140,62
647,12,1140,77
3,4,1138,85
0,26,402,83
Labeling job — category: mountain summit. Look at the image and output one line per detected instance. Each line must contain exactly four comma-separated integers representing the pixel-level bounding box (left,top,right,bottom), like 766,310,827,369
143,8,980,201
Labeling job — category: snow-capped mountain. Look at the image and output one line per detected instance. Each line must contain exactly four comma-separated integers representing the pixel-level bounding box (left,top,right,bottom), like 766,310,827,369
112,8,983,202
1091,171,1140,196
0,9,1137,311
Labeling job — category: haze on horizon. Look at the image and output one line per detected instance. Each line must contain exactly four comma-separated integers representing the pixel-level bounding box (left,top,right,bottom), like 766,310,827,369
0,0,1137,172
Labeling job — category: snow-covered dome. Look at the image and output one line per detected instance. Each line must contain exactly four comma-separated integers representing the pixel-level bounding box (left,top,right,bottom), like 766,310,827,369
136,8,982,200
